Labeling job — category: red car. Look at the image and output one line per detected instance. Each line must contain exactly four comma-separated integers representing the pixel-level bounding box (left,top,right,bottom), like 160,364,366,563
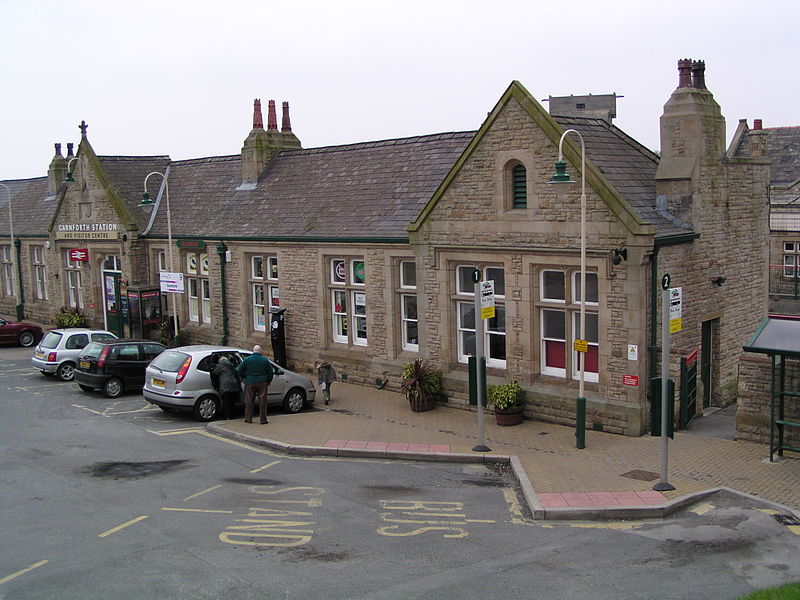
0,317,44,347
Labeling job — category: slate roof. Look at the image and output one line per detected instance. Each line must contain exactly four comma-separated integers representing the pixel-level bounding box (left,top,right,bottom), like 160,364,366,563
146,132,477,240
733,126,800,187
0,177,54,237
96,155,171,231
551,115,685,237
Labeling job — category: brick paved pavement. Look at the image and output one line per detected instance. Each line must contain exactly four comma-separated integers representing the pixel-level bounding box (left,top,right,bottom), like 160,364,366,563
208,382,800,519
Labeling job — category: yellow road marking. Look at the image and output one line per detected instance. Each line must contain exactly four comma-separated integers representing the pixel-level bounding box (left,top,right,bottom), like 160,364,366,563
756,508,780,515
689,503,715,516
147,427,205,436
568,522,644,530
788,525,800,536
0,560,49,585
98,515,149,538
107,406,160,415
182,485,222,502
250,460,282,473
72,404,110,417
162,507,233,514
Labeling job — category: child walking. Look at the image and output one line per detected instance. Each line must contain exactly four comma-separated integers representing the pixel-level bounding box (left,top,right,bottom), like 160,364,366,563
317,361,337,405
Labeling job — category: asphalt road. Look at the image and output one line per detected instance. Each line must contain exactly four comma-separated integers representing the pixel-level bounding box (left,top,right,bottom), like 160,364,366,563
2,345,800,600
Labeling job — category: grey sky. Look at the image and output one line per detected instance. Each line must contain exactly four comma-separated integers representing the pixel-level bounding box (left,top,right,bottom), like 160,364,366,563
2,0,797,180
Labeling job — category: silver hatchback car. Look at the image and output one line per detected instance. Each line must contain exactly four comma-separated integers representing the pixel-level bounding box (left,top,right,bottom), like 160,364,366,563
142,345,316,421
31,328,118,381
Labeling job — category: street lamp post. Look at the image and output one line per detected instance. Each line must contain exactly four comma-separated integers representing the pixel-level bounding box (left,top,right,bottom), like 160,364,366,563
549,129,587,449
0,183,22,320
139,171,179,344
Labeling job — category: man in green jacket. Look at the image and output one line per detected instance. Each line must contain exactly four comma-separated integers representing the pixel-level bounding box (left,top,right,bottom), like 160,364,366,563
236,345,274,424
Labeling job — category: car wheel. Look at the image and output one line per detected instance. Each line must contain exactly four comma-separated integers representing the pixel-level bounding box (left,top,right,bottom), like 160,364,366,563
193,395,219,422
57,362,76,381
78,384,94,392
282,388,306,413
103,378,123,398
18,331,36,347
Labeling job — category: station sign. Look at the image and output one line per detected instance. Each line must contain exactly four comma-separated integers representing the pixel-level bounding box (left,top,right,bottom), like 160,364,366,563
68,248,89,262
480,280,495,320
669,287,682,333
159,271,184,293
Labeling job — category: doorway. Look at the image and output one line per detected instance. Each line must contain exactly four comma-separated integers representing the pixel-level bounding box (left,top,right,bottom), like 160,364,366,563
102,255,123,337
700,319,718,408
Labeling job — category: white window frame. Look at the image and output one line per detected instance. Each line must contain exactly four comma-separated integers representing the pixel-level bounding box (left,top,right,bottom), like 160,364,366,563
401,293,419,352
65,250,83,310
541,269,566,303
540,307,566,378
329,258,366,346
188,278,200,322
400,260,416,289
572,271,599,305
157,251,167,273
1,246,12,296
252,282,266,332
783,243,798,278
33,246,48,301
455,264,506,368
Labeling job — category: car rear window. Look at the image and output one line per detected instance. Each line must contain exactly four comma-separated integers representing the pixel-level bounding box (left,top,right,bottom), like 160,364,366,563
91,333,117,342
40,331,63,349
149,350,190,372
80,342,106,359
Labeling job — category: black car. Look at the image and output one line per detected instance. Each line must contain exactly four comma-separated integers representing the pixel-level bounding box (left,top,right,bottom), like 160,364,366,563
75,339,166,397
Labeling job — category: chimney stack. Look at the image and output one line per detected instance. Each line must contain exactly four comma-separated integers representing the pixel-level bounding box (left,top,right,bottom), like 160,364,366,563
66,142,74,157
252,99,264,130
753,119,763,130
678,59,693,88
691,60,706,90
47,143,67,194
267,100,278,132
281,101,292,132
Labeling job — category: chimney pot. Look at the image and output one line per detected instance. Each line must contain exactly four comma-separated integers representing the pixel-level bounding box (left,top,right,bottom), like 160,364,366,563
678,58,693,88
252,99,264,130
66,142,74,157
281,101,292,132
691,60,706,90
54,143,63,156
267,100,278,131
753,119,763,130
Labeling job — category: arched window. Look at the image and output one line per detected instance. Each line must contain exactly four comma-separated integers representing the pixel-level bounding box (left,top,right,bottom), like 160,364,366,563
511,163,527,209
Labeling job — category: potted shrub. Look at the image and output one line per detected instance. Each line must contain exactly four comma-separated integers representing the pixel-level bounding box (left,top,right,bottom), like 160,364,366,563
401,358,442,412
488,380,524,426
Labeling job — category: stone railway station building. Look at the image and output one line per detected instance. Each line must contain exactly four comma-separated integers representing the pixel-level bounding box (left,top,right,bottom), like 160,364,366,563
1,60,778,436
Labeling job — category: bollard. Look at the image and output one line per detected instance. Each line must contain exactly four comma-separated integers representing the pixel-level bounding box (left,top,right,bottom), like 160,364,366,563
576,396,586,449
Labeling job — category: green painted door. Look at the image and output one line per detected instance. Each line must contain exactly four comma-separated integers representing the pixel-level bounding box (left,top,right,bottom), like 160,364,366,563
103,271,123,337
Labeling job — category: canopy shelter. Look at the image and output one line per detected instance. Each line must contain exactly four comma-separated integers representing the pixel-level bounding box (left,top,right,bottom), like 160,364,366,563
743,317,800,461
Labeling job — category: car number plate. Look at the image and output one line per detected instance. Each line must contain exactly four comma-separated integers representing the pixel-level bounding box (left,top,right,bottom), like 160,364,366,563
152,378,166,388
35,351,44,359
80,360,90,369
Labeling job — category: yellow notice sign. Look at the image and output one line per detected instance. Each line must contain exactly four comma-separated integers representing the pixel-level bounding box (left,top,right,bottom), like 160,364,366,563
481,306,495,320
574,339,588,353
669,318,682,334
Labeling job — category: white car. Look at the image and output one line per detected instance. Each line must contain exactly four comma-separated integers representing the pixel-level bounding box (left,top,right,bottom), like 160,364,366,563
142,345,316,421
31,328,118,381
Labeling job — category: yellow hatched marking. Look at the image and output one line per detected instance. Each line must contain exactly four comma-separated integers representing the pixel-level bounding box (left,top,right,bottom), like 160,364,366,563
182,485,222,502
788,525,800,536
250,460,282,473
756,508,780,515
147,427,205,436
98,515,149,538
72,404,109,417
689,503,715,516
162,507,233,514
0,560,49,585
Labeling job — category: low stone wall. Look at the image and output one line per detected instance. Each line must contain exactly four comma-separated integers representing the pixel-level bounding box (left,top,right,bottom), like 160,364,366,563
738,353,800,447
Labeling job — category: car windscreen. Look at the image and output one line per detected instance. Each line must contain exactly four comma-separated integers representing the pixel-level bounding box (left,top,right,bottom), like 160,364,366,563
79,342,106,359
149,350,190,373
40,331,63,349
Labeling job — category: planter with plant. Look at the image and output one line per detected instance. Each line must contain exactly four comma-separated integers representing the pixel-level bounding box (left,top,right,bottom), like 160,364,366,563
488,380,524,426
54,306,88,328
401,358,442,412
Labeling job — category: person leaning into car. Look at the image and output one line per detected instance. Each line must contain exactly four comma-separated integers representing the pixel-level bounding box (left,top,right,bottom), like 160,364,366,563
236,345,274,424
211,356,241,420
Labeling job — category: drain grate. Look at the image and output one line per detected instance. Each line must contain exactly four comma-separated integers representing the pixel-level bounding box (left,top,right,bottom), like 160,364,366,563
620,469,660,482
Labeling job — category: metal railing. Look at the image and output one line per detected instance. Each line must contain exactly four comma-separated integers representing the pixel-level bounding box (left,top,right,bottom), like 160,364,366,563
770,265,800,300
